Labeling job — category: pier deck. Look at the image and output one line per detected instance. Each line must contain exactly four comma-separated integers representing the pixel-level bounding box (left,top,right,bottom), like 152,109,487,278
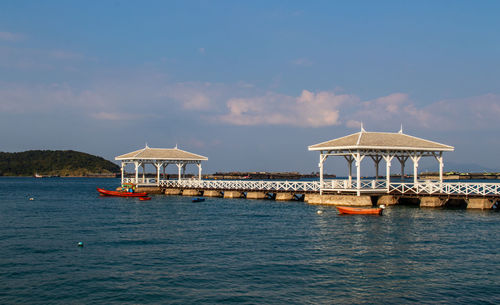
126,178,500,198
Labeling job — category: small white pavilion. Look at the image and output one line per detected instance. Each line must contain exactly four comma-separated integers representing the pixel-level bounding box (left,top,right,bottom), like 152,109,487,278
115,145,208,185
308,127,454,195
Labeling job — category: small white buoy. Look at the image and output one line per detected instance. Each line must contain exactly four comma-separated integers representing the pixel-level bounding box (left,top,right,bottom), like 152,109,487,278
317,210,323,214
29,197,34,201
380,204,386,209
77,242,84,247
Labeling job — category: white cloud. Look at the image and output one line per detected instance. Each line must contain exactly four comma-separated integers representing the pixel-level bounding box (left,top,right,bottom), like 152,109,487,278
91,112,143,121
218,90,358,127
0,31,24,41
291,58,313,67
158,82,225,111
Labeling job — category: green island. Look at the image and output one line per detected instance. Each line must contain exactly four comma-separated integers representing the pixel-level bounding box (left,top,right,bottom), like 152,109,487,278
0,150,120,177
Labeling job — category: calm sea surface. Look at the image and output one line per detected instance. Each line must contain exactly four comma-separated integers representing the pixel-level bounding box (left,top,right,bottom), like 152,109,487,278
0,177,499,304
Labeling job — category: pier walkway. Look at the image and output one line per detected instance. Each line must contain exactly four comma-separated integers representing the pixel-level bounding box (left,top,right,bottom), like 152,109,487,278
127,178,500,198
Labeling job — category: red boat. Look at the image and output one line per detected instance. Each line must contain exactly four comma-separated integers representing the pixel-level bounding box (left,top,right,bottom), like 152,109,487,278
97,188,148,197
337,206,383,215
139,197,152,201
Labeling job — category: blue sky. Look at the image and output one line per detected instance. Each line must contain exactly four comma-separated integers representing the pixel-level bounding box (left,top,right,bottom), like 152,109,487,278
1,1,500,175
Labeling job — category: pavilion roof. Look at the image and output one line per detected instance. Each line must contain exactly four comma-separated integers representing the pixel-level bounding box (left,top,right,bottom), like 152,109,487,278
308,131,454,152
115,146,208,161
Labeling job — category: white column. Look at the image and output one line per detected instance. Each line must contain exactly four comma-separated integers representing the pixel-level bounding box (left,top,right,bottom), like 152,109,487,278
410,154,422,184
142,163,146,183
435,152,444,191
348,159,353,188
397,156,408,181
134,161,139,184
383,154,394,192
438,157,444,183
121,162,124,185
182,164,186,179
197,163,202,180
354,151,365,196
344,155,354,188
155,162,161,186
319,153,324,195
371,156,382,180
176,163,182,181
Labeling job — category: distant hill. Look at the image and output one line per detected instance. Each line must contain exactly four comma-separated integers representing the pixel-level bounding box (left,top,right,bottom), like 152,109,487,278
0,150,120,176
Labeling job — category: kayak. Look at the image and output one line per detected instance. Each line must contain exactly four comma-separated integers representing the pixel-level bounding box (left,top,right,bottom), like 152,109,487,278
97,188,148,197
192,198,205,202
139,197,152,201
337,206,383,215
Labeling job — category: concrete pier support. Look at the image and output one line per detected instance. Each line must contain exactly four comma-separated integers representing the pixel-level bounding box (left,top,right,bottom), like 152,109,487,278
246,192,267,199
305,194,372,206
164,188,182,195
135,186,163,194
204,190,223,197
275,192,294,201
377,195,399,206
224,191,244,199
419,197,446,208
182,189,202,196
466,198,493,209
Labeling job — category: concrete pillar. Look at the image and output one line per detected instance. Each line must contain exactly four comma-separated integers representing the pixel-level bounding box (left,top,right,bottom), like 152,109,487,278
135,186,163,194
182,189,201,196
224,191,244,199
275,192,294,201
142,163,146,183
466,198,493,209
304,194,372,206
164,188,182,195
246,192,267,199
377,195,399,206
197,163,202,180
420,197,446,208
204,190,223,197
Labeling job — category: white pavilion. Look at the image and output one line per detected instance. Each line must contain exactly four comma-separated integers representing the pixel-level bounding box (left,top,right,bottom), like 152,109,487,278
115,145,208,185
308,127,454,195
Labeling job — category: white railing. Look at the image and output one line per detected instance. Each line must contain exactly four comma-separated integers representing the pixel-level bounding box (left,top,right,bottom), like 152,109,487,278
126,178,500,197
161,179,320,192
322,179,387,192
389,182,500,196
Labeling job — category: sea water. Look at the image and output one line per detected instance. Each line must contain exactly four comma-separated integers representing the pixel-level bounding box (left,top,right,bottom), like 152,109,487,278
0,177,499,304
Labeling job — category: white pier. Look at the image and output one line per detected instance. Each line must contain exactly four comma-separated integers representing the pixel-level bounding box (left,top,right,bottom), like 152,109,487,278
123,178,500,197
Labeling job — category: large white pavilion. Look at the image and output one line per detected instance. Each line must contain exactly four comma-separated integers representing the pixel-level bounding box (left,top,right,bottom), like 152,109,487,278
115,145,208,185
308,127,454,195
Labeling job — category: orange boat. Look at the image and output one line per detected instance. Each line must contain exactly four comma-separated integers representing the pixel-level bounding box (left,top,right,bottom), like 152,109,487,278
139,197,152,201
337,206,383,215
97,188,148,197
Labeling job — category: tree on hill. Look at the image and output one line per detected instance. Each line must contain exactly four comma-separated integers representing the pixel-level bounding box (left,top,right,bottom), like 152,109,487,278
0,150,120,176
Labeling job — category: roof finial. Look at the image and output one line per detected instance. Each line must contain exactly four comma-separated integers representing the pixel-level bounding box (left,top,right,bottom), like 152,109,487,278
174,143,178,149
398,124,403,134
360,122,366,132
145,142,149,148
